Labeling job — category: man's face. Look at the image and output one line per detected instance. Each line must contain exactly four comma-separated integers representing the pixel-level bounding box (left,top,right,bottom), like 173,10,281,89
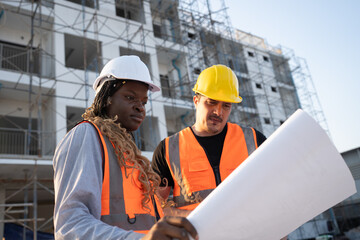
193,95,232,136
106,81,148,131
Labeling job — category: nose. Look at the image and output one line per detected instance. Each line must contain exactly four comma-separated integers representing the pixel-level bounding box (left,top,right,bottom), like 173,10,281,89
134,101,145,113
213,104,223,116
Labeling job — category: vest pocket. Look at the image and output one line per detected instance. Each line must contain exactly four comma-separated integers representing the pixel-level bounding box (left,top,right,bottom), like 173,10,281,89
187,161,212,191
189,161,209,172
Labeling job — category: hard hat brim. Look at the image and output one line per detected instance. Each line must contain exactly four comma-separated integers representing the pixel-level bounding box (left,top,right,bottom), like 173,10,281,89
194,89,242,103
94,75,160,95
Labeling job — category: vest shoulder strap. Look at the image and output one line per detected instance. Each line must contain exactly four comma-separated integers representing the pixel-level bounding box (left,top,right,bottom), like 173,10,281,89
228,123,257,154
76,120,105,181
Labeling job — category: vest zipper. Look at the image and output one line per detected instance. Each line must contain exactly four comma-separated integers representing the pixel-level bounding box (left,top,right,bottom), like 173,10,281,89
189,127,223,187
213,165,221,186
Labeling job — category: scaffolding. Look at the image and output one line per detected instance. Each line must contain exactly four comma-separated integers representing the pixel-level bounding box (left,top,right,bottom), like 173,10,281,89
0,0,348,239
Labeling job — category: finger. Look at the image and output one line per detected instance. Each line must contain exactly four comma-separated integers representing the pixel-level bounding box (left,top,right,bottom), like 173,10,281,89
149,218,188,240
163,216,198,240
164,224,189,240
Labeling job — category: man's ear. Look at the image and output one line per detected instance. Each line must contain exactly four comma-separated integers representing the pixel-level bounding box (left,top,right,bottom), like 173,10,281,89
193,95,199,106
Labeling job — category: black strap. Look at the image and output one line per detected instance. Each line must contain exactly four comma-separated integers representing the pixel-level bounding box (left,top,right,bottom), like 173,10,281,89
151,195,161,221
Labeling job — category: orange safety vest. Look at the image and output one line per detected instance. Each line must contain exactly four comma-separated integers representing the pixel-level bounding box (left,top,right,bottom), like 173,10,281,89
80,121,163,234
165,122,258,210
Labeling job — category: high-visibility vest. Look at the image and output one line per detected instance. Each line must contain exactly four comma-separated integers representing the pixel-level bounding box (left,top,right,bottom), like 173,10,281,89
80,121,163,234
165,123,258,210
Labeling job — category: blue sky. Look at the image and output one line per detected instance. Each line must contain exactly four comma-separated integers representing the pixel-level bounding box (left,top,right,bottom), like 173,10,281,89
225,0,360,152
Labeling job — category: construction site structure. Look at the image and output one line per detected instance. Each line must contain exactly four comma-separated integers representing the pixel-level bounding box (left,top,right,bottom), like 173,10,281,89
291,147,360,240
0,0,357,239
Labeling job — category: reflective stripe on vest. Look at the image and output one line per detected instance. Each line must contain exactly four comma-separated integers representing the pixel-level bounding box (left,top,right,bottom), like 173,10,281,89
79,121,163,233
165,122,258,210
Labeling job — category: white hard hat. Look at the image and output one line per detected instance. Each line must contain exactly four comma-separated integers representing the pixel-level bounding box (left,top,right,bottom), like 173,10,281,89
93,55,160,94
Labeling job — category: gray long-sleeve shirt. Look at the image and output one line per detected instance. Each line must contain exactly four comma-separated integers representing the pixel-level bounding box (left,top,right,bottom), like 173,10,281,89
53,122,144,240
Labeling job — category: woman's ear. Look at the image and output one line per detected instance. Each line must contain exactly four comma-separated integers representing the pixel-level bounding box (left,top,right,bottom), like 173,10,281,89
107,97,112,106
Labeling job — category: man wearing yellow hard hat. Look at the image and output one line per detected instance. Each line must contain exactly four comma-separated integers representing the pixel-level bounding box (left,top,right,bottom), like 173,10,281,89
152,64,266,211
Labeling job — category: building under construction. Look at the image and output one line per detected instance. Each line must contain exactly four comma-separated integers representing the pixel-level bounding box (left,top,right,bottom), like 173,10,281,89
0,0,357,239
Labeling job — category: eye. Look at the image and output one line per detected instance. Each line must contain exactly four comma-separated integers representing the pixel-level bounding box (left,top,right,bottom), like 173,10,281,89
142,101,148,106
223,103,231,109
126,95,135,101
207,100,216,105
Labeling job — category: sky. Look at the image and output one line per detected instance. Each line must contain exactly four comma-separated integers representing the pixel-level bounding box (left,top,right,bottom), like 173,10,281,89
224,0,360,153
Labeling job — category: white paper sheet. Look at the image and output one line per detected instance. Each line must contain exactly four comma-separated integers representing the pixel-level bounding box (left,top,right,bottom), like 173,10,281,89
187,109,356,240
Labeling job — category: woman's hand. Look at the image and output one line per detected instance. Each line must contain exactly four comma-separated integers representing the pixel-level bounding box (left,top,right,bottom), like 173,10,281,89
142,216,198,240
163,207,192,217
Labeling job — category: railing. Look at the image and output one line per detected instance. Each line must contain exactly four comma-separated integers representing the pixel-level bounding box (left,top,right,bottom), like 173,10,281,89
160,74,194,101
24,0,55,8
0,42,55,78
0,127,55,156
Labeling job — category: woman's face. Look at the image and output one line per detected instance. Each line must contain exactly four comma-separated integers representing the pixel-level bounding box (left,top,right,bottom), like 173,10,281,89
106,81,149,131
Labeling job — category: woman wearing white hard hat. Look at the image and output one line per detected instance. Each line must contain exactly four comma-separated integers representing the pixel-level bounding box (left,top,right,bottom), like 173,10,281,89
53,56,198,240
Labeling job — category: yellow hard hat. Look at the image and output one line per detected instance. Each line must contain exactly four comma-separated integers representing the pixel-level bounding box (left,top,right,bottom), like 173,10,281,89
193,64,242,103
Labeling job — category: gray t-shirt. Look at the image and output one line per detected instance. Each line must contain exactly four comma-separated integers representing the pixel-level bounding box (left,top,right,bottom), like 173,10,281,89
53,122,144,239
